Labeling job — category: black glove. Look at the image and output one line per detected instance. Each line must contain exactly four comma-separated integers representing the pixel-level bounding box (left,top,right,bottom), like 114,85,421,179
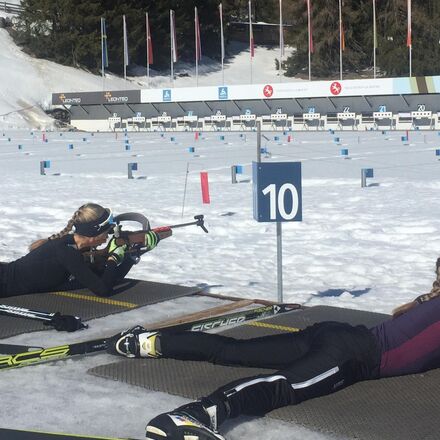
44,313,88,332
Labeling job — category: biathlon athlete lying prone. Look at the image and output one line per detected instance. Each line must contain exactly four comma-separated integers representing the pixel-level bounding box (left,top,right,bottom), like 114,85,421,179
112,263,440,440
0,203,161,301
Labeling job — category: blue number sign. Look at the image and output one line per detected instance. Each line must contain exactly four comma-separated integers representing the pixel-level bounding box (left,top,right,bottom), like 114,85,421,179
252,162,302,222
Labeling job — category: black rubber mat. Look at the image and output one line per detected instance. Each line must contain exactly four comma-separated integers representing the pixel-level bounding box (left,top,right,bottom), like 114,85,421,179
0,279,200,339
88,306,440,440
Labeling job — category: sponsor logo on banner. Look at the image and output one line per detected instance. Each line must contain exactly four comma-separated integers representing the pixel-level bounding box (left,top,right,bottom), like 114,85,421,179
163,89,172,102
59,94,81,104
330,81,342,95
104,92,129,103
263,84,274,98
218,86,228,100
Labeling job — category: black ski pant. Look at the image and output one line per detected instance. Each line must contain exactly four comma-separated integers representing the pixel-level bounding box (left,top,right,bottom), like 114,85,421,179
160,321,380,426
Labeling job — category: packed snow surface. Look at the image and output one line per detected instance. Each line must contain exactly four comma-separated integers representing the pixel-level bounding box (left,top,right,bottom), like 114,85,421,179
0,129,439,439
0,10,439,440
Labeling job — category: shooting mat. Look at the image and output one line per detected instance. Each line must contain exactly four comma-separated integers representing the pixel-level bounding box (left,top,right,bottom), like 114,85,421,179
88,305,440,440
0,279,200,339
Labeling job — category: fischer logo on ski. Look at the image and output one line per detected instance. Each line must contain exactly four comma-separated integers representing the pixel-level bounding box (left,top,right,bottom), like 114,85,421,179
191,316,246,331
0,345,70,368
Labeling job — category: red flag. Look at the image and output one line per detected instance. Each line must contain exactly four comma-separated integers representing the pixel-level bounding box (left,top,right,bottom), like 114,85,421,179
306,0,314,54
407,0,412,47
341,23,345,51
249,1,254,58
146,13,153,65
339,0,345,52
195,7,202,61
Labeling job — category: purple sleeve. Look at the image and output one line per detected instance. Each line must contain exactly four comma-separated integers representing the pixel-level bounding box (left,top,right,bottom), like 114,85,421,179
370,297,440,377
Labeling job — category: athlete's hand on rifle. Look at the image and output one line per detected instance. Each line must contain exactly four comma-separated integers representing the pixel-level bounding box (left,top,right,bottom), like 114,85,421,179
107,237,128,265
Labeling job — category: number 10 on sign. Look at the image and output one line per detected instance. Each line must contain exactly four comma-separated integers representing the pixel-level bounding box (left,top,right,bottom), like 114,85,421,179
253,162,302,223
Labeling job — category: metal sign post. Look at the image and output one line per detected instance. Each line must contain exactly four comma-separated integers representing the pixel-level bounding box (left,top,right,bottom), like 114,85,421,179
253,122,302,303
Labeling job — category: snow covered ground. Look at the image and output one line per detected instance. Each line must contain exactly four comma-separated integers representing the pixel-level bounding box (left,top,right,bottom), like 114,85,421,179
0,9,439,440
0,129,439,439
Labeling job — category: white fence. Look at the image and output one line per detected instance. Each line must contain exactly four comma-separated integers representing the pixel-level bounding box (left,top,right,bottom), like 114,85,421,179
71,112,440,133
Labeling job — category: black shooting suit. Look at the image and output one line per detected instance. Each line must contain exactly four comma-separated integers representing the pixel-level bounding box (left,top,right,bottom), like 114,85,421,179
160,321,381,425
0,235,133,298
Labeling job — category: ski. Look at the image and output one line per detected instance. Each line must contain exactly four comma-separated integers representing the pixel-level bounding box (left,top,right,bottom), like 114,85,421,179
0,302,299,370
0,427,132,439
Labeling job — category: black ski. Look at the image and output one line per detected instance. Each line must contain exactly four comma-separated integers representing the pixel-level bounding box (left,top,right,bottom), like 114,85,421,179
0,303,299,370
0,427,132,439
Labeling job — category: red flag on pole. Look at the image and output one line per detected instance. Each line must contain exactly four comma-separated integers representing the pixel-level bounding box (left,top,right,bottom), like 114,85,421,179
339,1,345,52
407,0,412,47
306,0,314,54
146,13,153,65
341,23,345,51
249,0,254,58
195,7,202,61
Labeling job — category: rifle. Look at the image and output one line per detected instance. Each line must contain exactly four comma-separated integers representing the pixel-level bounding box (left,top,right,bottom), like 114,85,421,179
83,214,208,265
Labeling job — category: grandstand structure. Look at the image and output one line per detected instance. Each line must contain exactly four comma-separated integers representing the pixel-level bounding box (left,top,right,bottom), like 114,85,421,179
52,75,440,132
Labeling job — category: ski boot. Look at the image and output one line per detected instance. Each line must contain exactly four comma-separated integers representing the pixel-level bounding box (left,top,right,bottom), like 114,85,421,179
146,400,225,440
110,325,161,358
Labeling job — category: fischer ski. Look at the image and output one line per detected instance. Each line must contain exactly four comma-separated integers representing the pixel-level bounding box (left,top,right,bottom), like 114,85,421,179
0,302,300,370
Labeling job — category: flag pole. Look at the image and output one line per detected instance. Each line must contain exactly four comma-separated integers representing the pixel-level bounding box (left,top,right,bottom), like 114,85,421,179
339,0,343,81
279,0,283,83
249,0,253,84
219,3,225,85
373,0,377,79
307,0,312,81
407,0,412,77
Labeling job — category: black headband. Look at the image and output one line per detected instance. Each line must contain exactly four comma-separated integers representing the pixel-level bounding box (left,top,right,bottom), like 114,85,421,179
73,209,114,237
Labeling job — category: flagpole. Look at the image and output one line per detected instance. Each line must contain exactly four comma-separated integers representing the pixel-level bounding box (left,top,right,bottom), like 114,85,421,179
373,0,377,79
307,0,312,81
339,0,343,81
249,0,253,84
219,3,225,85
279,0,283,83
408,0,412,77
101,18,105,90
146,13,150,87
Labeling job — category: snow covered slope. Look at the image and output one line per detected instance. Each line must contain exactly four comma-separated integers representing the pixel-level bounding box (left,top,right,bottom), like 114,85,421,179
0,8,294,129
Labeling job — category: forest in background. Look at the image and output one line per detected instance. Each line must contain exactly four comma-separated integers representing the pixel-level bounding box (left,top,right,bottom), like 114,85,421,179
11,0,440,79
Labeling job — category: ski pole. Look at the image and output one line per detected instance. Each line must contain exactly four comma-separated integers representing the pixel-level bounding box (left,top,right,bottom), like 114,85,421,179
0,304,88,331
